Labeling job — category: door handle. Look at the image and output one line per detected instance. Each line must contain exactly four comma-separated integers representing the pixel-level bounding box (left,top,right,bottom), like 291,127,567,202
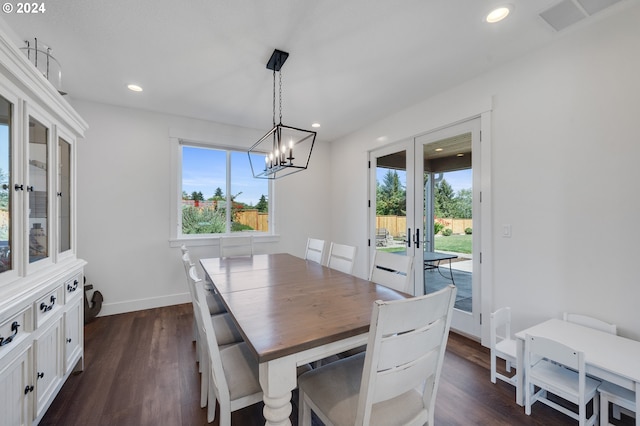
414,228,421,249
407,228,411,247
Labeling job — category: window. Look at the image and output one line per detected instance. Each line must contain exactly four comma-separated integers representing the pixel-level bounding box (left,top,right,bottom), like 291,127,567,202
179,142,270,236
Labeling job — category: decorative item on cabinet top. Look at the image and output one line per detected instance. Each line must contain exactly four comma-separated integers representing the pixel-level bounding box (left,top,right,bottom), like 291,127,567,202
19,38,66,95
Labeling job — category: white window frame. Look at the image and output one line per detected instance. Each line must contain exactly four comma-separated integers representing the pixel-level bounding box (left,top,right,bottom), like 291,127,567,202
169,137,274,247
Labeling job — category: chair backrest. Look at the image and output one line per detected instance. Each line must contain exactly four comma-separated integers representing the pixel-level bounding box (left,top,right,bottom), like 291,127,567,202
356,284,457,425
490,307,512,346
220,235,253,257
369,250,414,293
525,334,584,379
305,238,325,264
327,242,357,274
562,312,617,334
181,251,197,292
190,266,232,407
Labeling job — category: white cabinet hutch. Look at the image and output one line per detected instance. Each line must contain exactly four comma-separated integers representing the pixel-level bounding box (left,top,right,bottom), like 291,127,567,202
0,27,87,425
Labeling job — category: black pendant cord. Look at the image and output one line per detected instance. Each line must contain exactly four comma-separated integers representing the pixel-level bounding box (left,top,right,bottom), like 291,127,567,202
278,70,283,125
272,69,276,128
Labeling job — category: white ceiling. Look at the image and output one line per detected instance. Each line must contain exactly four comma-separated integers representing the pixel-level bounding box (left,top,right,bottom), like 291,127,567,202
1,0,634,142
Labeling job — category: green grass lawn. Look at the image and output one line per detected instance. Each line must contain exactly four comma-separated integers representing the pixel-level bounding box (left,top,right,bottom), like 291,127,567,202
377,234,472,254
434,234,472,254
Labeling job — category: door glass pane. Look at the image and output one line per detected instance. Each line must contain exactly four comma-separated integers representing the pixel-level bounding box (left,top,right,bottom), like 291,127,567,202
58,138,71,252
422,135,472,313
29,117,48,263
375,151,407,253
0,96,12,273
231,151,268,233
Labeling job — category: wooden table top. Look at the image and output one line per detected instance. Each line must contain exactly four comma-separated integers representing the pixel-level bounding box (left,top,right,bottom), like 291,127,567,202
200,253,407,363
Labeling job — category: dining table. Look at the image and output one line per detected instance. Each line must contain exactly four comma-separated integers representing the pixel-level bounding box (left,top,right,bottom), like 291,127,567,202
200,252,407,426
514,318,640,425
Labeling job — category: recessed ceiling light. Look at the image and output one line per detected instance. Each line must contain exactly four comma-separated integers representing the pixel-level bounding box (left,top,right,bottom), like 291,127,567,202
311,123,321,128
127,84,143,92
457,153,464,157
486,5,511,23
435,148,444,152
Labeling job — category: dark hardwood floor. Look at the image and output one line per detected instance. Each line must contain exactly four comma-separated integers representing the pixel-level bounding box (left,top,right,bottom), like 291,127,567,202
40,304,633,425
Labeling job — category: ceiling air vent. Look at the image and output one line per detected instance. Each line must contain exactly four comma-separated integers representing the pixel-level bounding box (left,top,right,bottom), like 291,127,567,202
539,0,587,31
575,0,622,15
539,0,623,32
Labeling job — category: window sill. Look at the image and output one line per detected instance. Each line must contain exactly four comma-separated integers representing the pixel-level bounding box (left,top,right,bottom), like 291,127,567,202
169,233,280,248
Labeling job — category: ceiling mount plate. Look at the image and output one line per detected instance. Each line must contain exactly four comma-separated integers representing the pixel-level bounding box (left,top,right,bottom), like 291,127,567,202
266,49,289,71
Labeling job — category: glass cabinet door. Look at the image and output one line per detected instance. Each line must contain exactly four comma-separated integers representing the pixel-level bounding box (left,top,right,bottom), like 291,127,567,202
0,96,11,273
28,116,48,263
58,137,71,253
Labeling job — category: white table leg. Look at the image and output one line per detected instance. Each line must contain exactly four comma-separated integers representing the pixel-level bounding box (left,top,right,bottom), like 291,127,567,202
516,337,525,406
259,357,297,426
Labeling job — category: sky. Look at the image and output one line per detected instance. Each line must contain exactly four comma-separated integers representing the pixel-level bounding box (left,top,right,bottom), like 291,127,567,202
182,147,268,206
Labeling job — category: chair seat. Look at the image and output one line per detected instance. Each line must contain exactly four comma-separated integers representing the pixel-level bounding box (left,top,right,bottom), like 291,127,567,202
599,380,636,422
212,313,243,346
495,338,517,360
220,342,262,400
530,360,600,401
599,381,635,405
298,353,427,426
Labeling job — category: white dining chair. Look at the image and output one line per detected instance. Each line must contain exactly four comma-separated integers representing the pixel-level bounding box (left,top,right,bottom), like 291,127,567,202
181,250,226,316
304,237,325,265
335,251,414,361
490,307,517,387
185,262,242,378
327,242,357,274
369,250,414,293
562,312,617,335
298,284,457,426
191,266,263,424
219,235,253,257
599,381,636,426
524,334,600,426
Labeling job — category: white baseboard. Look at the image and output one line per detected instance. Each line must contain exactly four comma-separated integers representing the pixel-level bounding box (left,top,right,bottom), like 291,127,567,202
97,292,191,317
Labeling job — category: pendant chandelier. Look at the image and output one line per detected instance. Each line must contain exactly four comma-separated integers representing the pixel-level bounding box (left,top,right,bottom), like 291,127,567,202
248,49,316,179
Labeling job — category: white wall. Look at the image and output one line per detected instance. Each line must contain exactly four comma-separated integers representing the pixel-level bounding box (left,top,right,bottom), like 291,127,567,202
72,100,331,315
330,4,640,341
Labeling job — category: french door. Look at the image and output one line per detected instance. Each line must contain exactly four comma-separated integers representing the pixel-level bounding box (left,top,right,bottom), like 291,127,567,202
368,140,417,292
369,118,481,338
414,118,480,336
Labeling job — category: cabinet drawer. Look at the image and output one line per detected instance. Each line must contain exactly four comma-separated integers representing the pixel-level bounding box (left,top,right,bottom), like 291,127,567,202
64,273,83,303
35,287,63,327
0,306,32,355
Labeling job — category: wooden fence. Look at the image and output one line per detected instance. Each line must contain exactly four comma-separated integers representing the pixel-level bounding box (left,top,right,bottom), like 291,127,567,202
376,215,472,237
236,209,268,232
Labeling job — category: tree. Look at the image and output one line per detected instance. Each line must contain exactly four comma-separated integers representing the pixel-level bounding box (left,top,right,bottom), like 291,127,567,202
214,187,224,199
255,195,268,213
376,170,406,216
434,179,455,217
452,188,472,219
434,178,472,219
190,191,204,201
